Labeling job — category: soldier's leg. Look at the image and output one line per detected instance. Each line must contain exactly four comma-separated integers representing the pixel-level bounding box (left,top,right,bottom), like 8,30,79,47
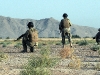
22,40,27,52
62,31,65,47
30,46,34,52
26,41,34,52
67,33,72,47
96,39,100,45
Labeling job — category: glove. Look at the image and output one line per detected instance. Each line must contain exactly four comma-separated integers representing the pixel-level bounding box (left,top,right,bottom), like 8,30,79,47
93,37,95,39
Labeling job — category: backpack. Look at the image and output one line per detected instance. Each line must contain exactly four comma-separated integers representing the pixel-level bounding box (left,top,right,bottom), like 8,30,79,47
28,28,38,42
61,18,71,28
62,19,70,28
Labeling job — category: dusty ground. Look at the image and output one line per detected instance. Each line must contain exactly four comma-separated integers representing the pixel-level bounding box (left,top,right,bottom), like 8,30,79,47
0,41,100,75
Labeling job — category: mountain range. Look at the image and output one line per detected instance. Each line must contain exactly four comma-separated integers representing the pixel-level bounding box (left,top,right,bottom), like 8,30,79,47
0,16,98,39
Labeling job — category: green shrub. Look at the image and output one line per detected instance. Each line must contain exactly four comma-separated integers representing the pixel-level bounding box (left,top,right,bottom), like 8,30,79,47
76,41,80,44
0,52,8,62
20,67,50,75
72,35,81,38
30,47,58,68
0,41,12,47
55,42,62,45
6,37,10,39
14,43,22,48
0,42,4,45
2,42,8,47
20,47,59,75
2,43,7,47
78,40,88,46
91,44,100,51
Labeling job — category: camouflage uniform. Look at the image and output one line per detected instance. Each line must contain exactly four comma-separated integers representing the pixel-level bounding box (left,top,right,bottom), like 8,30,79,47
93,28,100,45
17,22,38,52
59,13,72,47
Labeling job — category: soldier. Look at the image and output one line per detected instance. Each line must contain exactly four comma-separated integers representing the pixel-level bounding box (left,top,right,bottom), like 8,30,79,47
59,13,72,47
93,28,100,45
15,22,38,52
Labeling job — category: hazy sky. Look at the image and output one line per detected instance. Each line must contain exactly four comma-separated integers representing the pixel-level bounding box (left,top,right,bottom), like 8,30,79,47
0,0,100,28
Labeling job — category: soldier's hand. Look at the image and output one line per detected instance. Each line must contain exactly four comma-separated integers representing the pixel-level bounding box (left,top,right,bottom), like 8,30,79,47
93,37,95,39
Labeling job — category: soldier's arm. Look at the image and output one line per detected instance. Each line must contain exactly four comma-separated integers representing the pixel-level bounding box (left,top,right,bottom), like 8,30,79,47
59,20,63,32
59,23,62,33
95,32,100,39
17,34,25,40
93,32,99,39
68,19,72,26
14,34,25,41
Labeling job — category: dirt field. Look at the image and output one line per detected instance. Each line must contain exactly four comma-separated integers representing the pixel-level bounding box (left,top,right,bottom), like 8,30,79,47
0,38,100,75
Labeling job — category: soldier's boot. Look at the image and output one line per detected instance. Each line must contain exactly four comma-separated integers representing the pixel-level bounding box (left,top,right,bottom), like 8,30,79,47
62,44,65,48
62,36,65,48
21,45,27,52
21,48,27,52
30,47,34,52
21,41,28,52
62,41,65,48
68,35,72,47
70,42,72,48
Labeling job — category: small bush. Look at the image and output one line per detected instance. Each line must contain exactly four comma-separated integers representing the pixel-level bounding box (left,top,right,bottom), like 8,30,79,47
14,43,22,48
6,37,10,39
0,41,12,47
75,41,80,44
20,67,50,75
20,47,59,75
91,44,100,51
72,35,81,38
0,52,8,62
68,57,81,69
78,40,88,46
60,47,74,58
55,42,62,45
2,43,8,47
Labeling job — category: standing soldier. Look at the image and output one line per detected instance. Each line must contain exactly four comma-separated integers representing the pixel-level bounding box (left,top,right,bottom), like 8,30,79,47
93,28,100,45
15,22,38,52
59,13,72,47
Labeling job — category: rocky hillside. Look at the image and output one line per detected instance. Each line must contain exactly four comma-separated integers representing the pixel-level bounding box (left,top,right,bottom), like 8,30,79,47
0,16,98,39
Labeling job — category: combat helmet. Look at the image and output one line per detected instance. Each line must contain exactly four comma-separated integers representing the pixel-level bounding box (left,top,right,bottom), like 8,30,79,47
63,13,68,17
98,28,100,31
27,22,34,28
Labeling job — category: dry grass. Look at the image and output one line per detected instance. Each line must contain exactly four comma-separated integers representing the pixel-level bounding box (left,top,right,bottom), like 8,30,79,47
59,46,81,69
68,55,81,69
0,52,8,62
59,47,74,58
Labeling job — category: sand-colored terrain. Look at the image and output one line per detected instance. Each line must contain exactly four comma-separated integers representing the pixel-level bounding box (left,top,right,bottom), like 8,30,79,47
0,39,100,75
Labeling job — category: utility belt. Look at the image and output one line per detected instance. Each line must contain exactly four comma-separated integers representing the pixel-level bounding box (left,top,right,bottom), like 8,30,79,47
62,28,70,33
